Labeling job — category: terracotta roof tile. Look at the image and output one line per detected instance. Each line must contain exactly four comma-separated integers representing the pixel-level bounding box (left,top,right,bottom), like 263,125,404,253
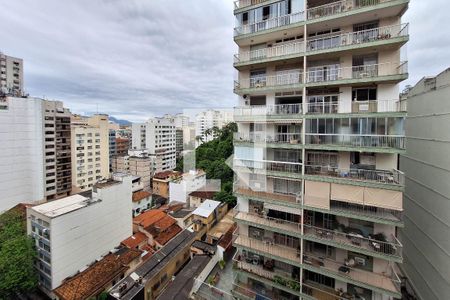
189,191,217,199
155,224,183,245
132,190,152,202
133,210,165,228
153,170,180,180
54,248,142,300
121,232,148,249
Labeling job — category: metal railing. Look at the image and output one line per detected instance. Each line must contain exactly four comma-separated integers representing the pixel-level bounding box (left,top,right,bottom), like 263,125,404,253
234,11,305,36
303,251,401,293
303,223,403,258
234,103,302,116
234,132,302,144
235,72,303,90
307,99,407,113
234,0,272,9
307,101,339,114
306,61,408,83
307,23,409,52
305,134,405,149
327,200,403,222
234,41,304,63
307,0,395,21
234,210,302,233
234,158,303,174
305,164,404,185
233,182,301,204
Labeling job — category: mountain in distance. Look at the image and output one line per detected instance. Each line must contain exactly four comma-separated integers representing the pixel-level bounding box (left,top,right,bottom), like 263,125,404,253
109,116,132,126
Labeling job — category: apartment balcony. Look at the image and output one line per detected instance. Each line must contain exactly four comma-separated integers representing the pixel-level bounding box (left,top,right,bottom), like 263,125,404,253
234,184,301,208
302,252,401,297
307,0,409,23
303,223,403,262
233,104,302,122
306,99,407,115
234,132,302,149
304,165,404,188
234,11,305,39
234,234,301,266
234,159,303,179
233,0,273,12
234,41,305,68
304,134,405,152
234,211,302,238
303,199,403,227
234,73,303,95
305,62,408,87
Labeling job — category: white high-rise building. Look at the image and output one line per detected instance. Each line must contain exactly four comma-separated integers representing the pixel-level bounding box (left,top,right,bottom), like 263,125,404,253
0,52,23,95
0,96,72,211
195,109,233,145
131,116,176,172
27,175,133,296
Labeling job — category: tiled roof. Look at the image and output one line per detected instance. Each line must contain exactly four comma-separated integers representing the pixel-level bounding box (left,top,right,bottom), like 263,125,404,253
188,190,217,199
54,248,142,300
145,215,177,236
153,170,179,180
121,232,148,249
155,224,183,245
132,191,152,202
133,209,165,228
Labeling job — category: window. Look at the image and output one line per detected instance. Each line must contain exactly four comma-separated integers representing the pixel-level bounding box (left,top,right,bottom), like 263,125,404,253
262,6,270,20
352,88,377,101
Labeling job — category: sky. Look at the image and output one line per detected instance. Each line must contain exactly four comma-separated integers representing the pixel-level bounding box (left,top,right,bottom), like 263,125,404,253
0,0,448,122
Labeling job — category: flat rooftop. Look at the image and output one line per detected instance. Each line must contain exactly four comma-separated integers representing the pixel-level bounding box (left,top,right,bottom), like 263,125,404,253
30,194,98,218
192,200,221,218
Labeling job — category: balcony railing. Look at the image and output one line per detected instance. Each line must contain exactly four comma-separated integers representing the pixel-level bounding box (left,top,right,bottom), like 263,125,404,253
307,99,407,114
305,134,405,150
234,41,305,64
303,223,403,259
234,159,303,174
234,11,305,37
234,183,301,205
234,132,302,144
234,211,302,234
306,62,408,84
327,200,403,223
303,251,401,294
234,104,302,116
235,73,303,90
304,164,404,185
234,0,272,10
307,23,409,52
307,0,396,21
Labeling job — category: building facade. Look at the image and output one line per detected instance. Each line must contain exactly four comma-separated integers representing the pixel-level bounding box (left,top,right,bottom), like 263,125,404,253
112,149,153,192
116,137,130,156
71,114,110,192
132,116,176,172
27,175,133,296
232,0,409,299
399,69,450,300
0,96,72,211
109,129,117,170
0,52,23,95
195,109,233,146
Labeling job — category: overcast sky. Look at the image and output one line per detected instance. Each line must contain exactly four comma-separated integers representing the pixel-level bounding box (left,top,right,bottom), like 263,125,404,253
1,0,448,122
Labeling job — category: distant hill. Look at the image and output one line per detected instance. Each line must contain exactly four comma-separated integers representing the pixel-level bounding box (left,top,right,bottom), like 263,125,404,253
109,116,131,126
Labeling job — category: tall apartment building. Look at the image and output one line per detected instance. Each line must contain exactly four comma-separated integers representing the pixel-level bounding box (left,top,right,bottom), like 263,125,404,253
27,175,133,296
131,117,176,172
112,149,152,191
231,1,409,299
0,96,72,211
116,137,130,156
195,109,233,145
109,129,117,170
399,69,450,300
71,114,110,192
0,52,23,95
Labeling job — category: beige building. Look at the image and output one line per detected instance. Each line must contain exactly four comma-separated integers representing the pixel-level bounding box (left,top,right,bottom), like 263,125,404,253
112,149,152,192
71,114,110,192
231,0,409,299
0,52,23,95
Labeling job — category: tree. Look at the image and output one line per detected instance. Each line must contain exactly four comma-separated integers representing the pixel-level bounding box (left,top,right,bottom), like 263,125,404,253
0,209,38,299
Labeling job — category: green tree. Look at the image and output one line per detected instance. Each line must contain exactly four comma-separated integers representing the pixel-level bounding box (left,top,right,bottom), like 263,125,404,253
0,209,38,299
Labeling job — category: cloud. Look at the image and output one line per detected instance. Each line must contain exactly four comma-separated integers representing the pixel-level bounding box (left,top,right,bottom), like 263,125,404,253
0,0,447,121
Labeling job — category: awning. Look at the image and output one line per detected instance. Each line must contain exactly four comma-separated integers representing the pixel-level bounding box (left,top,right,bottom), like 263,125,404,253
331,183,364,205
304,181,330,209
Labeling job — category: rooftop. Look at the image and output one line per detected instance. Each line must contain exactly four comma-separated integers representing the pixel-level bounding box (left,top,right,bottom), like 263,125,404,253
169,208,193,219
154,223,183,245
94,179,122,189
109,229,197,300
192,200,221,218
192,240,216,255
121,232,148,249
208,209,235,240
189,190,217,200
156,255,211,300
153,170,180,180
30,194,98,218
133,209,165,228
132,191,152,203
54,247,142,300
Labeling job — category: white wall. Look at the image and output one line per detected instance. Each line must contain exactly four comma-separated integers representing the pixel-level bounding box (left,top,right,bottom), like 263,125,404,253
0,97,45,211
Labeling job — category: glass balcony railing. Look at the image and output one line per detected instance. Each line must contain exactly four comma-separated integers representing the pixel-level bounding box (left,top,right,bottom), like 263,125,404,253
304,165,404,186
234,159,303,174
307,99,407,114
234,132,302,144
233,182,301,206
235,72,303,90
234,210,302,234
306,62,408,84
305,134,405,150
234,41,305,64
234,103,302,117
303,223,403,260
307,23,409,52
307,0,399,21
234,11,305,37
